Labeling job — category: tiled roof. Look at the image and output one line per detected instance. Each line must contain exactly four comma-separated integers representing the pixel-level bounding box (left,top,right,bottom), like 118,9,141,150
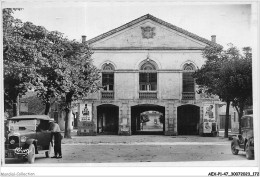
87,14,222,48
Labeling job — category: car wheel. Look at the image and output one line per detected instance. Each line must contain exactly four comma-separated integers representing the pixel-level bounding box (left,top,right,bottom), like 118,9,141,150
245,143,254,160
28,144,36,164
231,141,239,155
45,142,53,158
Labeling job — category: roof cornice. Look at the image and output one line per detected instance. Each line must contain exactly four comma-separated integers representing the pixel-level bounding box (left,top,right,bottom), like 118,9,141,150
91,47,205,50
87,14,222,48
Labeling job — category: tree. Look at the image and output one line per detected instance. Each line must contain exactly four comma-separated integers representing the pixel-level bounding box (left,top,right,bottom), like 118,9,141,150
34,37,101,138
3,8,46,116
194,44,252,137
32,30,69,115
3,9,101,139
54,40,101,138
225,47,252,134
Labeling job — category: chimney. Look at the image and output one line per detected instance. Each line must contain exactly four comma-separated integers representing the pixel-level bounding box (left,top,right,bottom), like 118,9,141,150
211,35,216,43
82,35,86,43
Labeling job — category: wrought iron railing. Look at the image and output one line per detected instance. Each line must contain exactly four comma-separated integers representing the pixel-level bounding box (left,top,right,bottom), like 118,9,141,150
139,91,157,99
101,91,114,99
182,92,195,100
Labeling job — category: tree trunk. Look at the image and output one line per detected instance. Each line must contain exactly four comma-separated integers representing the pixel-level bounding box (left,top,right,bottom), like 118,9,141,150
12,95,19,116
64,92,73,139
44,102,51,115
224,100,230,138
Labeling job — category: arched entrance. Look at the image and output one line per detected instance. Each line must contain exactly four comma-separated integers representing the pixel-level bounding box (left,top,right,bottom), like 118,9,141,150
131,104,165,135
97,104,119,135
177,105,200,135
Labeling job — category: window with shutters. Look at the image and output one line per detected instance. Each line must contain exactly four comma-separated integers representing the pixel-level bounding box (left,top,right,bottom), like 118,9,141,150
102,73,114,91
101,63,114,99
182,63,195,100
139,73,157,91
139,61,157,99
183,72,194,92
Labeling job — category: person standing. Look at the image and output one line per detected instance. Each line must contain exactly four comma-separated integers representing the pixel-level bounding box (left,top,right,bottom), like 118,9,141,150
49,121,62,158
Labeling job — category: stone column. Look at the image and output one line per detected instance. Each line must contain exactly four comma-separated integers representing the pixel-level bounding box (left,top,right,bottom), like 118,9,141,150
118,102,131,135
92,103,98,134
165,103,176,136
173,106,177,135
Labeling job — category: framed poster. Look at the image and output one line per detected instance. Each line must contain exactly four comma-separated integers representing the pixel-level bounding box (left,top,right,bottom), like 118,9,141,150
203,104,215,122
203,122,212,133
79,103,92,122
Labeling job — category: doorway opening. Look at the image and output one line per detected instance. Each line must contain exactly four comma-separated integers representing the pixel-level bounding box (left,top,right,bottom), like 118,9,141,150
97,104,119,135
131,104,165,135
177,105,200,135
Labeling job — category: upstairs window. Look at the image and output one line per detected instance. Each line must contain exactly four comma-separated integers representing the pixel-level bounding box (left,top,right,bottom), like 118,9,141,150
139,61,157,91
102,63,114,91
102,73,114,91
183,63,195,93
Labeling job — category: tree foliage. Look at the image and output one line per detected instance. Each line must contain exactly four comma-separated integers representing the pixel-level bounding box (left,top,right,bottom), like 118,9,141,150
3,8,39,115
194,44,252,136
3,9,102,138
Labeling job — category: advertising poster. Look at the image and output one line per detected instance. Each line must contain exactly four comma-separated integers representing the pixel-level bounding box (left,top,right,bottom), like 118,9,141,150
203,122,212,133
203,104,215,122
203,104,215,133
79,103,92,122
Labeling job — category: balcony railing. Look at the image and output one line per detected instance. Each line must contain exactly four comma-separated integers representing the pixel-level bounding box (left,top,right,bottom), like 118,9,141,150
182,92,195,100
139,91,157,99
101,91,114,99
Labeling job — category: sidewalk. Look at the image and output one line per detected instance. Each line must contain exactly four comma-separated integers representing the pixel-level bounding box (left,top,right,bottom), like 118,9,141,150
61,130,231,145
218,130,239,140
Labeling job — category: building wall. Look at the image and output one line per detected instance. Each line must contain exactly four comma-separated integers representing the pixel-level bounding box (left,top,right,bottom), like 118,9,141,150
159,72,181,100
218,104,239,133
92,51,205,70
78,16,221,136
115,72,136,100
88,51,205,101
91,20,206,49
79,51,221,136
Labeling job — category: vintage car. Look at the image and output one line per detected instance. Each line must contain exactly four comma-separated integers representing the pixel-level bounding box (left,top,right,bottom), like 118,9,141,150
231,114,254,160
5,115,53,163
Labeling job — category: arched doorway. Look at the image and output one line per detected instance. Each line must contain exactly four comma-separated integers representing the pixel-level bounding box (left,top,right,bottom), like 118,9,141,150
177,105,200,135
97,104,119,135
131,104,165,135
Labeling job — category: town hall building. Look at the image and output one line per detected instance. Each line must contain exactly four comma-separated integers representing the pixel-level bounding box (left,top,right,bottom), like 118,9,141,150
75,14,223,136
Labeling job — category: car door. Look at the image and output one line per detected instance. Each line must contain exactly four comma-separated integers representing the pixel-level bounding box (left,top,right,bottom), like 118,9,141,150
36,120,52,151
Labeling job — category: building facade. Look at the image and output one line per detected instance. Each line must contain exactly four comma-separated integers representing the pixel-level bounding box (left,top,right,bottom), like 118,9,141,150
77,14,223,136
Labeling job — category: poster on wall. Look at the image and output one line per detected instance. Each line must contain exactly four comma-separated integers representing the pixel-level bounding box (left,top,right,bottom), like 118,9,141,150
203,104,215,122
79,103,92,122
203,122,212,133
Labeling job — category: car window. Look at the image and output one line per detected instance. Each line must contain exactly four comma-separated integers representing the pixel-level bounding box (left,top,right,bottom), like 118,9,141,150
9,119,36,132
36,120,50,131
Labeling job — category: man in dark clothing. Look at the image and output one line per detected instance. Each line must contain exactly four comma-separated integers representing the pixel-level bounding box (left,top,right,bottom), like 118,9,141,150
49,122,62,158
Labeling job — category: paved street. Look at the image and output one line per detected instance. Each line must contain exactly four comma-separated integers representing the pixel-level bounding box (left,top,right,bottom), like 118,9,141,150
4,134,255,165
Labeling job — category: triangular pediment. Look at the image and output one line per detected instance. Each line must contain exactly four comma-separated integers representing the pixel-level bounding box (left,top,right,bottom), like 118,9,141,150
88,14,221,50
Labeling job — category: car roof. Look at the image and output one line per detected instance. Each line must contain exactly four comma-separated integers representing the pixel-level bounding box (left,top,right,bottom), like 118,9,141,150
9,115,51,121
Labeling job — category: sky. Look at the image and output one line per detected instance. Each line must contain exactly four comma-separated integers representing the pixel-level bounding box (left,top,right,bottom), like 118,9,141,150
2,1,255,50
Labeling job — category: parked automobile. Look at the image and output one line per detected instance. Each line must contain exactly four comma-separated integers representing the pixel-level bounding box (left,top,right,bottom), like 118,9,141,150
5,115,53,163
231,114,254,160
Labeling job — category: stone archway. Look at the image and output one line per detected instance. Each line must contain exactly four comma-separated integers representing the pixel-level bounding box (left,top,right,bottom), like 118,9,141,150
131,104,165,135
177,104,200,135
97,104,119,135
